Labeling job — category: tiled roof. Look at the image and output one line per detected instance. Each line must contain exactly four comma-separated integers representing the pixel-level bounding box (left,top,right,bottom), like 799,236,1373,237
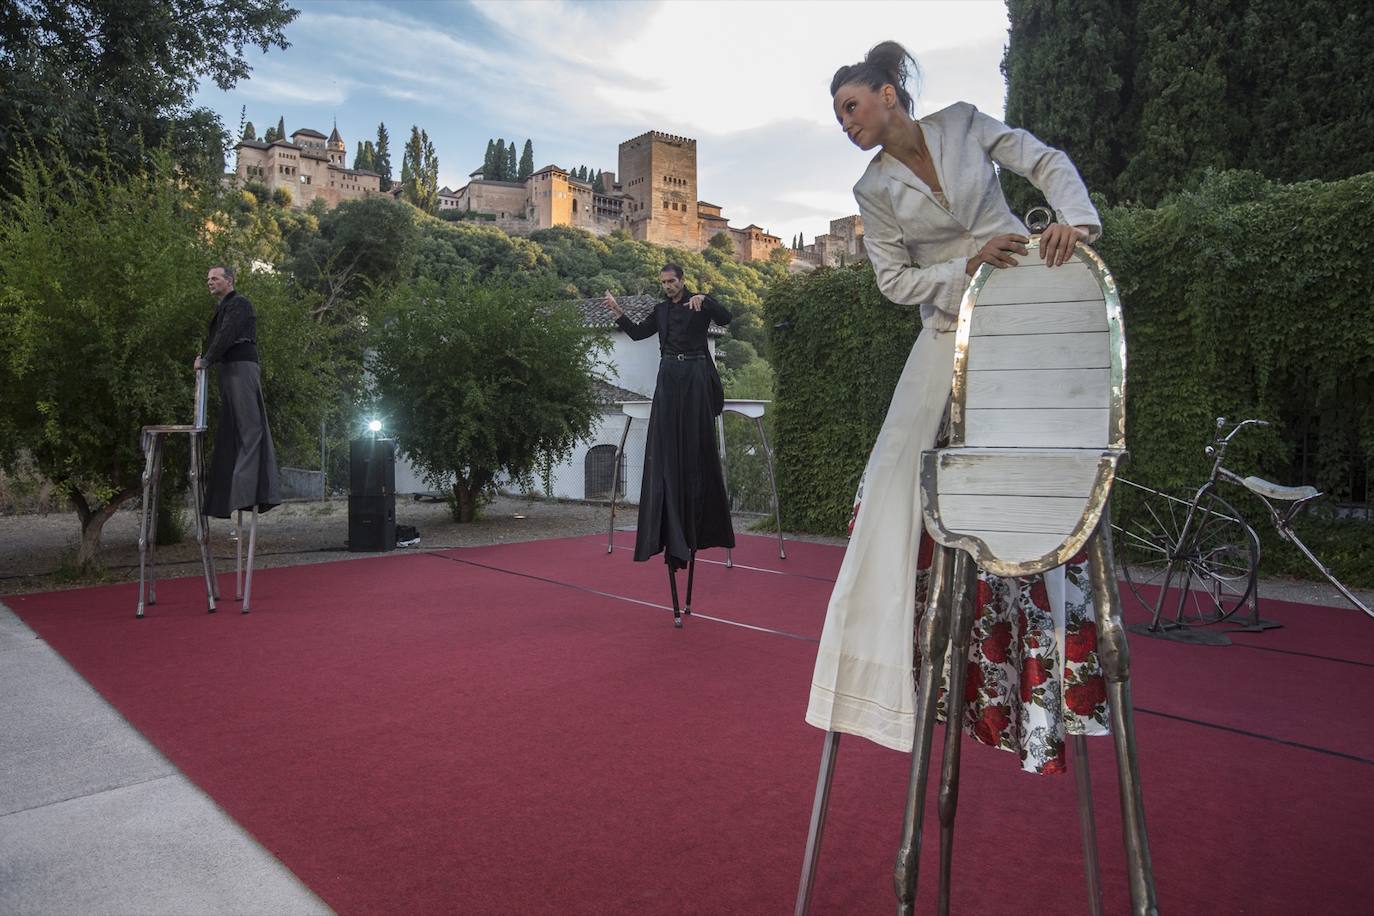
292,128,327,139
568,293,727,336
592,380,651,404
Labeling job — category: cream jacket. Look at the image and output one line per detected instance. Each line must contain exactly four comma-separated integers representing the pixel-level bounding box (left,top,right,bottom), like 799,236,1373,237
855,101,1101,331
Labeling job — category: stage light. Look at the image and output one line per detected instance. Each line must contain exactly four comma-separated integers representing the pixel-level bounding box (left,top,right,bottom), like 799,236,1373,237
367,419,382,433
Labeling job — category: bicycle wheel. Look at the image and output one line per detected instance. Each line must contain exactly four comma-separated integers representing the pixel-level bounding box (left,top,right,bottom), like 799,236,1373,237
1116,487,1258,626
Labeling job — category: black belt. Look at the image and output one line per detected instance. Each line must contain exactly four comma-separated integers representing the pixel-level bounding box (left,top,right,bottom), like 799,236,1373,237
662,352,708,361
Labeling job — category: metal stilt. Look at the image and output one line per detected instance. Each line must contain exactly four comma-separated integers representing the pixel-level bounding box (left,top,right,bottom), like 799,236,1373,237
794,730,841,916
684,550,697,616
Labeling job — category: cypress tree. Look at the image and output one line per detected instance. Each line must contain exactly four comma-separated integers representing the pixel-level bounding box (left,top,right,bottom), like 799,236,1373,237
375,123,393,191
483,139,496,179
504,139,517,181
242,121,256,142
494,139,507,180
354,141,365,170
518,139,534,180
276,115,286,141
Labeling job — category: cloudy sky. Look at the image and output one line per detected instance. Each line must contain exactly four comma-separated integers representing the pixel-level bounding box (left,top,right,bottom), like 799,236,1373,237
193,0,1011,245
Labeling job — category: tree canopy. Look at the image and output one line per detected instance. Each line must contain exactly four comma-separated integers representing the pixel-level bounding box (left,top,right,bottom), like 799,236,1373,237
369,280,608,521
1002,0,1374,208
0,148,330,566
0,0,297,193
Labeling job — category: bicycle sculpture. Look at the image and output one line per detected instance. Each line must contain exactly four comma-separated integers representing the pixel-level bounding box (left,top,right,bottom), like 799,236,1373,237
1114,417,1372,646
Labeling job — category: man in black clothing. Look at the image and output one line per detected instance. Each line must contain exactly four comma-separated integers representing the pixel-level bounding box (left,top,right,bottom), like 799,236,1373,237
195,266,280,520
603,264,735,627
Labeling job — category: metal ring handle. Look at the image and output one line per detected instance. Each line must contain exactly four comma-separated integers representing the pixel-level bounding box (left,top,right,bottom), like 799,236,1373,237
1024,206,1053,233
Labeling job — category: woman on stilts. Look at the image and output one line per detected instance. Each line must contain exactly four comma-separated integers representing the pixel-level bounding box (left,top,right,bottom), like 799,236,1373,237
806,42,1113,774
602,264,735,628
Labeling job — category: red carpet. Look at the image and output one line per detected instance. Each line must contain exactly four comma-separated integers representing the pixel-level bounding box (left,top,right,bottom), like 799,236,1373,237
9,533,1373,915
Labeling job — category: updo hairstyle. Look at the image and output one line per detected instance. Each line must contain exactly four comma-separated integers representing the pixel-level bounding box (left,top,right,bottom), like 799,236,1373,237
829,41,921,116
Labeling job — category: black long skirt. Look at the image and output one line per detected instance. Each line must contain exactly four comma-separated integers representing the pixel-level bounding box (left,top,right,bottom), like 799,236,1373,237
633,357,735,569
203,361,281,519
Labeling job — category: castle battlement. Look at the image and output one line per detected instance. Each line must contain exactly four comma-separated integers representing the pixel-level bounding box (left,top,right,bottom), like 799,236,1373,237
620,130,696,149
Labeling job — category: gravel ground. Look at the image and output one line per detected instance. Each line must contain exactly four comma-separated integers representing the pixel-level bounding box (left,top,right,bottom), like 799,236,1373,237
1,496,1366,614
0,494,653,596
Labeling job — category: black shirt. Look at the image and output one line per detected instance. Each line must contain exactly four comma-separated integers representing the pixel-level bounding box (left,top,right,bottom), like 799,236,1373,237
204,290,259,365
615,290,732,355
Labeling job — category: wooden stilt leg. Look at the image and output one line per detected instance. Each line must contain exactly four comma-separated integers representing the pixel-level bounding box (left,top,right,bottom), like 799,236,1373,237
242,506,258,614
684,550,697,616
607,415,632,554
1085,516,1159,916
794,730,841,916
894,544,955,916
1072,733,1104,916
136,433,156,618
668,561,682,628
936,552,979,916
189,433,216,613
235,509,244,600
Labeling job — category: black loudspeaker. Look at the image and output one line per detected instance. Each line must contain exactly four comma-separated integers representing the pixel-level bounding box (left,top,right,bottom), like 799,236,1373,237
348,494,396,552
350,438,396,497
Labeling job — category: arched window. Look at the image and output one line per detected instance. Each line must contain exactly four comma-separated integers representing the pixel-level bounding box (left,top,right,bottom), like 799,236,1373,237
584,444,624,499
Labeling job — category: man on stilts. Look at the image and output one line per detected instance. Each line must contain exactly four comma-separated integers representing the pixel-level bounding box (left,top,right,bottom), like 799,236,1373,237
603,264,735,627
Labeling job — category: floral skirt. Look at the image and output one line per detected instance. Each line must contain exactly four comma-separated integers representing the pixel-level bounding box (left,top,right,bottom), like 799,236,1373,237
911,536,1109,775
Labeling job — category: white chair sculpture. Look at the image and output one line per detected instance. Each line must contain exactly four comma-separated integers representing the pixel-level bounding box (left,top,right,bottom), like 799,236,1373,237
797,230,1158,916
136,367,218,617
605,398,786,564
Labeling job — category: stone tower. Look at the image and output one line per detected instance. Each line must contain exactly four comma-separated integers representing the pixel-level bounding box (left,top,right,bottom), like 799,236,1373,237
618,131,700,250
327,123,345,166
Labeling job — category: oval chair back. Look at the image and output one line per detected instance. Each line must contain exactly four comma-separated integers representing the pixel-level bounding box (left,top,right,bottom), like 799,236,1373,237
920,238,1127,577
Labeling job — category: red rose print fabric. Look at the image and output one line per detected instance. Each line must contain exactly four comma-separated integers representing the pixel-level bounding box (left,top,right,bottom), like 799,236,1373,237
913,547,1110,775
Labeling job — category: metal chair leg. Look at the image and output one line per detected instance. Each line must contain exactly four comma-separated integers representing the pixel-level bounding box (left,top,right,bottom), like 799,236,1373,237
1072,733,1104,916
146,436,164,605
753,416,786,559
135,432,156,618
936,552,979,916
894,544,955,916
607,415,633,554
1086,517,1159,916
235,509,244,600
188,433,216,613
242,506,258,614
718,414,733,569
794,730,841,916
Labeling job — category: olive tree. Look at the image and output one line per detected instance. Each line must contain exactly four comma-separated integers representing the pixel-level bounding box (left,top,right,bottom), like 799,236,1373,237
0,151,332,568
368,279,609,521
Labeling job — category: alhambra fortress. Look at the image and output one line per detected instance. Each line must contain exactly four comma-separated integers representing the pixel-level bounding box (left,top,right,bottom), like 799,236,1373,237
233,124,864,267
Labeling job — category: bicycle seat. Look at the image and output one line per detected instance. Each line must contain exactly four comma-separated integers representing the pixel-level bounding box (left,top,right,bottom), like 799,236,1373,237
1241,476,1319,502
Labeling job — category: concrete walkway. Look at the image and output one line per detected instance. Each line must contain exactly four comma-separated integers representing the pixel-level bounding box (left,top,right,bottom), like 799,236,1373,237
0,603,332,916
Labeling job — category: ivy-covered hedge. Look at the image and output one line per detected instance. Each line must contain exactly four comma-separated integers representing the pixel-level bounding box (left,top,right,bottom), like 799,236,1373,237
764,265,920,535
766,170,1374,586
